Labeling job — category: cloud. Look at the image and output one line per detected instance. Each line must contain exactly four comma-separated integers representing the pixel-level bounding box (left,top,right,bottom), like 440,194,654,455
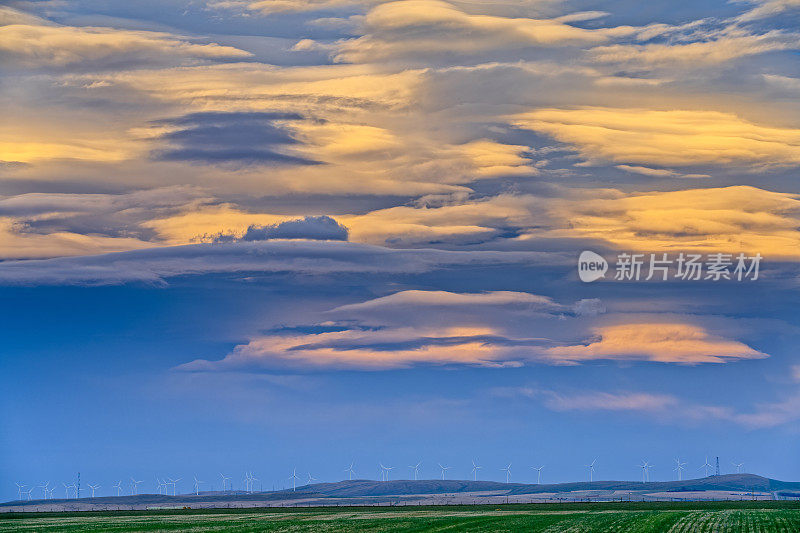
0,187,212,259
0,14,251,69
141,185,800,257
210,0,379,15
616,165,710,179
544,322,767,364
735,0,800,22
150,112,319,167
0,240,549,285
179,291,760,371
499,387,679,412
510,107,800,168
589,32,800,68
496,385,800,428
544,185,800,258
331,290,559,312
333,0,637,63
214,215,349,242
179,325,538,370
0,217,153,260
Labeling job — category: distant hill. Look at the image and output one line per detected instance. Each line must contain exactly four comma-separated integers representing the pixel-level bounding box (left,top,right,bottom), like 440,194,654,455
291,474,800,498
4,474,798,507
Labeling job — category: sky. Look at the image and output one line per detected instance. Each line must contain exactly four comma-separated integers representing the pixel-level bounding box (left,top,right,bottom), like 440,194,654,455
1,0,800,500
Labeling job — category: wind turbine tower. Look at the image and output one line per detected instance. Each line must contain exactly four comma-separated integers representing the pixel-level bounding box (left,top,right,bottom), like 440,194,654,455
290,468,300,491
715,457,720,476
15,483,25,501
700,457,713,477
586,460,596,482
501,463,512,483
733,462,744,473
674,458,687,481
345,462,356,481
409,462,421,481
639,461,653,483
531,466,544,484
471,460,483,481
193,476,205,495
438,463,452,480
378,463,394,482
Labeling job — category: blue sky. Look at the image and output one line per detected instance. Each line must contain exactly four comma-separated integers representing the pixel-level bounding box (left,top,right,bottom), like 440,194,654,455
2,0,800,500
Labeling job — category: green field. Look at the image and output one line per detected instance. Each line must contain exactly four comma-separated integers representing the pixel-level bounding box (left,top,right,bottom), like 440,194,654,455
2,502,799,532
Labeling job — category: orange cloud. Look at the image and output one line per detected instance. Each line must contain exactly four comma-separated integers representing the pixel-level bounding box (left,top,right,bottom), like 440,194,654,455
334,0,636,62
0,21,251,68
180,325,520,370
510,107,800,168
544,185,800,258
544,322,766,364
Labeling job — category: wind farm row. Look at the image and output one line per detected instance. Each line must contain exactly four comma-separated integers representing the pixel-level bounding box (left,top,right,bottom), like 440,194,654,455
11,456,747,501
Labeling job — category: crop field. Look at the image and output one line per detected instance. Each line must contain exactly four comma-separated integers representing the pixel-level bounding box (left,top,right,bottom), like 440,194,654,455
2,502,799,532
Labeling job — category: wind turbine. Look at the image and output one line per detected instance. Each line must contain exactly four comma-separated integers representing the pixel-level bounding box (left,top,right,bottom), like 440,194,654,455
379,463,394,482
639,461,653,483
155,477,165,495
15,482,25,500
113,481,123,496
699,457,713,477
438,463,452,480
46,486,56,499
531,465,544,484
87,484,100,497
130,477,143,495
408,462,421,481
38,481,50,499
501,463,512,483
193,476,205,495
306,473,317,485
167,477,181,496
733,462,744,474
344,462,356,481
586,459,596,482
289,468,300,491
220,473,231,491
674,458,687,481
62,482,72,499
22,488,33,501
471,460,483,481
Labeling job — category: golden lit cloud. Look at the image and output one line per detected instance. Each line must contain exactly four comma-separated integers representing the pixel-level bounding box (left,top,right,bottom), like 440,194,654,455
589,33,799,67
544,322,766,364
511,107,800,168
334,0,636,62
180,325,518,370
0,218,152,259
545,185,800,257
0,21,251,68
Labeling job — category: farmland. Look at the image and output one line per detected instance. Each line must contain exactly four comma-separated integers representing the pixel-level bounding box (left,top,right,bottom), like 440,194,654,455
2,501,799,532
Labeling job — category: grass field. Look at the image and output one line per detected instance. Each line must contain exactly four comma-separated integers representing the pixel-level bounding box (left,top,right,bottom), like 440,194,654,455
2,502,799,532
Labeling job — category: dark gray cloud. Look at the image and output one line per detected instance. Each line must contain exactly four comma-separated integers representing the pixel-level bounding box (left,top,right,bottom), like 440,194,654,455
214,215,349,243
151,112,320,167
0,240,559,285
